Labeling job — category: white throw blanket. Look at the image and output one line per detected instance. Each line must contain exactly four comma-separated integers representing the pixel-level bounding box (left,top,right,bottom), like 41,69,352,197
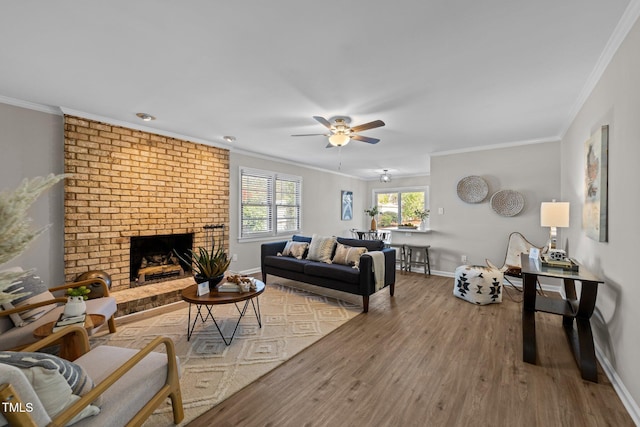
368,251,386,291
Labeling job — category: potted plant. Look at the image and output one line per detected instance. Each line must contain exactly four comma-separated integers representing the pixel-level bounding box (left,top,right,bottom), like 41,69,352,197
175,244,231,291
364,206,380,231
414,208,430,230
64,285,90,317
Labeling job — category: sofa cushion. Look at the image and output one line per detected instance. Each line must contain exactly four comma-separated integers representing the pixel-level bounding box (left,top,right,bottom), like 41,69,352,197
264,256,312,273
337,237,384,251
304,262,361,285
332,243,368,269
279,241,309,259
292,235,312,243
307,234,337,263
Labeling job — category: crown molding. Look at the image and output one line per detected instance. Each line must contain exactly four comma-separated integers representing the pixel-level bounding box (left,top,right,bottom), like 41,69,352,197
561,0,640,138
230,147,362,180
0,94,61,115
431,136,559,157
59,107,235,151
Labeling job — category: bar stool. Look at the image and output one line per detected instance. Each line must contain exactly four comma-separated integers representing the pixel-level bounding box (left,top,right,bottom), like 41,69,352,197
389,243,406,271
406,244,431,275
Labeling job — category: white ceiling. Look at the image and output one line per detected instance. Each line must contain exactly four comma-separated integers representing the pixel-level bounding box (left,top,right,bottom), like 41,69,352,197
0,1,635,179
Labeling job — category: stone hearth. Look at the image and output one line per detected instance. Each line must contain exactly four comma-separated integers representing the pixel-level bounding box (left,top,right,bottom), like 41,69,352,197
112,276,194,317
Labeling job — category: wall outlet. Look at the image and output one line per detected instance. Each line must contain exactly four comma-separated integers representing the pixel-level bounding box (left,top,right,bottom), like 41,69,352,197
232,254,238,262
438,207,444,215
461,255,467,263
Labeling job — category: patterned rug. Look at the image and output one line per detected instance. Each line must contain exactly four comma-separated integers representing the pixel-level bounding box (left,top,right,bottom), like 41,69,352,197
91,281,361,426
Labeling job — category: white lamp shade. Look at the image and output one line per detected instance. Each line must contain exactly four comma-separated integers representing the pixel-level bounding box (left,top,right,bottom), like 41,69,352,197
540,202,570,227
328,133,350,146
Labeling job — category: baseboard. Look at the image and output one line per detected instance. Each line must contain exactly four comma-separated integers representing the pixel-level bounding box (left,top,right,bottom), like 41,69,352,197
595,343,640,424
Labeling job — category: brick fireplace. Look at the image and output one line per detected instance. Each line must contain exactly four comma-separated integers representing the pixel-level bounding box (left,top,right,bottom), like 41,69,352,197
63,116,229,293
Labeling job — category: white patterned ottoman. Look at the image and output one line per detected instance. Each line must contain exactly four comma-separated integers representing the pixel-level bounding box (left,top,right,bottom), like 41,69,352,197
453,265,503,305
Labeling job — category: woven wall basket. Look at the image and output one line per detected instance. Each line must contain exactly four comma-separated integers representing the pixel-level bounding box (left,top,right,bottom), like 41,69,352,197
490,190,524,217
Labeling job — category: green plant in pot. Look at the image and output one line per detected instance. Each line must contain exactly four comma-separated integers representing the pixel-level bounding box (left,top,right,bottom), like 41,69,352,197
175,245,231,291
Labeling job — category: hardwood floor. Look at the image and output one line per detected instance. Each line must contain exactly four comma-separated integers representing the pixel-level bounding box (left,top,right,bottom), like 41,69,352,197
188,272,633,427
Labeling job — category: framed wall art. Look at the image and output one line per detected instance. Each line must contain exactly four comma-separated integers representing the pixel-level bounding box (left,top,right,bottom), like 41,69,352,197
341,190,353,221
583,125,608,242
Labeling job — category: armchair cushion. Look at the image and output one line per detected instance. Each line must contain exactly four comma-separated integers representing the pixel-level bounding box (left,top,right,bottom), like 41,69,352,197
72,345,180,427
0,296,117,351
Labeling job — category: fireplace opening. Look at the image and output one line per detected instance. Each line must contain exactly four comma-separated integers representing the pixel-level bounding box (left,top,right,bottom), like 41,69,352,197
130,233,194,286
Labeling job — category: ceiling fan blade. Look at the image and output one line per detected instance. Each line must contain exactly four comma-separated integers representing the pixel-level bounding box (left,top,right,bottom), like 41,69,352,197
351,134,380,144
350,119,385,133
291,133,330,137
325,143,335,149
313,116,333,130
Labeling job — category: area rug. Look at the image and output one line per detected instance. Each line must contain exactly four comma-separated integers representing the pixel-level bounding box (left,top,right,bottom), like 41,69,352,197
91,281,361,426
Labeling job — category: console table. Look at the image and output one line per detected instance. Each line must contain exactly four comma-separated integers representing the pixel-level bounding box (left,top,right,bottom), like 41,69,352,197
520,254,604,382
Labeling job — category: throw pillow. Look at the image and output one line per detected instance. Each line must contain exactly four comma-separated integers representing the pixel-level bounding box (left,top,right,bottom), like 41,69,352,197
332,243,368,269
279,241,309,259
307,234,337,263
4,274,48,305
2,292,58,327
0,351,96,397
0,351,101,424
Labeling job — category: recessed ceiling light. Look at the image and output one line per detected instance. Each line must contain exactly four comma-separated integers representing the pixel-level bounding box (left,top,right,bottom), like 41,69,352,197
223,136,236,142
136,113,156,122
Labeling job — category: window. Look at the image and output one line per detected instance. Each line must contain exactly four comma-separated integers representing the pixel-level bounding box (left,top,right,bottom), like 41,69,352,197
240,167,302,239
374,187,428,228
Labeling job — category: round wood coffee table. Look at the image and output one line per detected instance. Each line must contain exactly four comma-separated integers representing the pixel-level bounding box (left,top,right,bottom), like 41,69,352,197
33,314,106,361
181,280,265,345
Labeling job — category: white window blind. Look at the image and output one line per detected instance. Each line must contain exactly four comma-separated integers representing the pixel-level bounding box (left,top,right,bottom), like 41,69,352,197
240,167,302,239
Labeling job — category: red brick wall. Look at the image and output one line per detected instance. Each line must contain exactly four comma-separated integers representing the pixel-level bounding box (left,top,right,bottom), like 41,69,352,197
63,115,229,291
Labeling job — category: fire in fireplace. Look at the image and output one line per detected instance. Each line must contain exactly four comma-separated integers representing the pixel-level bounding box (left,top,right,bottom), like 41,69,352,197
130,233,194,286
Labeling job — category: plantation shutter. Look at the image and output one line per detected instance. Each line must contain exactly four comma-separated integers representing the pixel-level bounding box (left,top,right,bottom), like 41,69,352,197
240,167,302,239
275,173,302,234
240,168,273,238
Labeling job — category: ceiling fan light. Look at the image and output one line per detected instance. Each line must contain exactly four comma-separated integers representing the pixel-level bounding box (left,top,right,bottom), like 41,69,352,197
328,133,350,147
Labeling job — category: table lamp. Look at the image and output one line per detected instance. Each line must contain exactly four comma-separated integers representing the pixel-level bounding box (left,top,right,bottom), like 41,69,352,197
540,201,570,250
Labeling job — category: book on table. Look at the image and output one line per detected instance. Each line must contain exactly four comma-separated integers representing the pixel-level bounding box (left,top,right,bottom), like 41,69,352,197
217,282,241,292
52,313,86,332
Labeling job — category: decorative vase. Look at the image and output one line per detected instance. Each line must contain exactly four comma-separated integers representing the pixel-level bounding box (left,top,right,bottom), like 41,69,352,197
63,296,86,318
370,217,377,231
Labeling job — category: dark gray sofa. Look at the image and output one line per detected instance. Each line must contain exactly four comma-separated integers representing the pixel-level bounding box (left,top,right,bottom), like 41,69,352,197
261,235,395,312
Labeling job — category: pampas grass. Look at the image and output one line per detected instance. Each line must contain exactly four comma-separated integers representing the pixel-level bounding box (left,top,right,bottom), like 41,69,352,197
0,174,66,303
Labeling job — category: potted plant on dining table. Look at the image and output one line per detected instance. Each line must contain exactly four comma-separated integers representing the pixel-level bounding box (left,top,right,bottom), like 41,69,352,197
364,206,380,231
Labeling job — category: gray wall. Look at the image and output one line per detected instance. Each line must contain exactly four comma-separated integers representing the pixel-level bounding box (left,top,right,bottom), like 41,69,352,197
428,142,561,274
0,103,64,285
561,15,640,412
228,151,368,273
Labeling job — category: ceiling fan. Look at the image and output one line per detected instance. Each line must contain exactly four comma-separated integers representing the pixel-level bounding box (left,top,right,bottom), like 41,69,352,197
292,116,385,147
